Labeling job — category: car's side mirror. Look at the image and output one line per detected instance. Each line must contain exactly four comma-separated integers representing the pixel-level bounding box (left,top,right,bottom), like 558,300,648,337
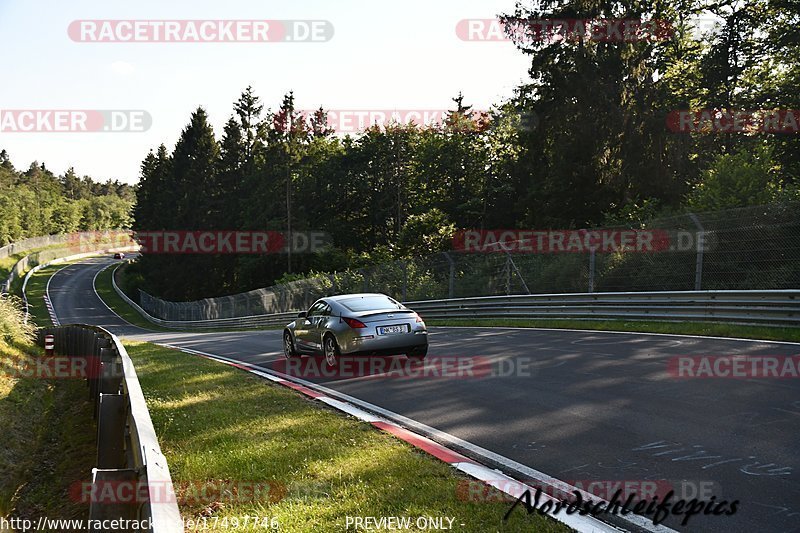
297,311,308,318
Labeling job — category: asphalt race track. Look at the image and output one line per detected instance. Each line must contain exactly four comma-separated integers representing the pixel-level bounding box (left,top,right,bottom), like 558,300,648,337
47,258,800,533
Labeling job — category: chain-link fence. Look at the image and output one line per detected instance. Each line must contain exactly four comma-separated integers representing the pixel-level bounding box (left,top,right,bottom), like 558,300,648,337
139,202,800,321
0,231,130,259
2,230,135,294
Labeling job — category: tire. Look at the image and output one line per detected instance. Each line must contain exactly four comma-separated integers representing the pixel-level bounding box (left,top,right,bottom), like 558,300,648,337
283,331,298,359
323,334,340,367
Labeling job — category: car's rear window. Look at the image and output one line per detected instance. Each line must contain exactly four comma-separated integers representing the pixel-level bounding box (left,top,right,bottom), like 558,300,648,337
339,296,403,312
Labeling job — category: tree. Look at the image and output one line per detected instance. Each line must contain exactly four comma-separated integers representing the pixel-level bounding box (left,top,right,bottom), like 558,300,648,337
687,144,781,210
272,91,309,273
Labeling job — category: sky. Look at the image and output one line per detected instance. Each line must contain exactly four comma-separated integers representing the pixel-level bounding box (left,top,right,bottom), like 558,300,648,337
0,0,531,184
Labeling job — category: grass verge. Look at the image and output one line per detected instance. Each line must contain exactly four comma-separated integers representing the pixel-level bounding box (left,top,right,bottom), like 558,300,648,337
93,264,170,331
23,260,99,330
22,263,74,330
95,262,800,343
127,342,565,532
0,296,95,526
426,318,800,343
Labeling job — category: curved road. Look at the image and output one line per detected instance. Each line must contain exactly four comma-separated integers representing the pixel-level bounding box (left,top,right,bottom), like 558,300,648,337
48,258,800,532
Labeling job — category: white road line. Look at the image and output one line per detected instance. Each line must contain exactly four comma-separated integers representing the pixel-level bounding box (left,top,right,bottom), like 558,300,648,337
453,462,633,533
44,263,74,326
158,342,675,533
91,261,138,326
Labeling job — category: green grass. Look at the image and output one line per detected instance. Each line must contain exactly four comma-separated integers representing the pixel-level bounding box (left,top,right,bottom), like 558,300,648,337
0,245,62,281
127,342,566,533
0,296,95,523
0,254,22,281
23,262,82,330
426,318,800,343
93,264,171,331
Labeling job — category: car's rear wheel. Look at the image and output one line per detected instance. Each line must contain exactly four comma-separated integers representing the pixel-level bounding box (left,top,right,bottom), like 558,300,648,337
323,334,340,367
283,332,298,359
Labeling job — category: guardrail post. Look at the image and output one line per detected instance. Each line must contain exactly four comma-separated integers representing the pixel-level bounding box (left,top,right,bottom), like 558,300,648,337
54,328,63,353
97,393,127,469
100,348,123,394
65,327,73,356
37,324,183,532
689,213,705,291
90,337,111,404
505,256,511,295
75,328,84,358
88,468,138,530
442,253,455,299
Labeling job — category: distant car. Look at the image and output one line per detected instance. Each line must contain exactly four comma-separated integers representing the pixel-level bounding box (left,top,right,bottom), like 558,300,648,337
283,293,428,367
113,252,125,259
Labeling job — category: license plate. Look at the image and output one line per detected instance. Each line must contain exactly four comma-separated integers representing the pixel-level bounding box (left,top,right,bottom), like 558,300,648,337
377,324,408,335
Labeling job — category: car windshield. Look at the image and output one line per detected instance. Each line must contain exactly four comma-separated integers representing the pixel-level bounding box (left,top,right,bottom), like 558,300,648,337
339,296,403,312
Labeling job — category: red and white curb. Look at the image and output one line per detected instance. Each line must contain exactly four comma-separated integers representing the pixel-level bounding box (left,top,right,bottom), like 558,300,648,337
39,258,669,533
160,344,675,533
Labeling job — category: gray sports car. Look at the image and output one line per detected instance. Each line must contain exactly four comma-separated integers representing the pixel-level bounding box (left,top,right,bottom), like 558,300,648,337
283,293,428,367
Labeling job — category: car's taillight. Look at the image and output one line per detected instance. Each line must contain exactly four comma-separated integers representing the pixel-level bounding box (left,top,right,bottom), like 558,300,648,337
415,314,424,323
342,317,367,329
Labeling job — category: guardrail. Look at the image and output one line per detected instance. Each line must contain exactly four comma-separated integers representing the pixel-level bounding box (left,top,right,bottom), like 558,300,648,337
38,325,183,533
0,232,94,259
111,261,800,329
110,264,296,330
406,290,800,326
3,243,137,295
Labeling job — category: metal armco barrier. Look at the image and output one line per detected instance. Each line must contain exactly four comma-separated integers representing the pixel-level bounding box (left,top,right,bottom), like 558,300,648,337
4,242,138,296
405,290,800,326
111,265,296,330
113,258,800,329
38,325,183,533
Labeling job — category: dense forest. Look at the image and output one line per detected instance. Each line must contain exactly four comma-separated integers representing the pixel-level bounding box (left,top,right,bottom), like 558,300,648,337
133,0,800,301
0,150,135,246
